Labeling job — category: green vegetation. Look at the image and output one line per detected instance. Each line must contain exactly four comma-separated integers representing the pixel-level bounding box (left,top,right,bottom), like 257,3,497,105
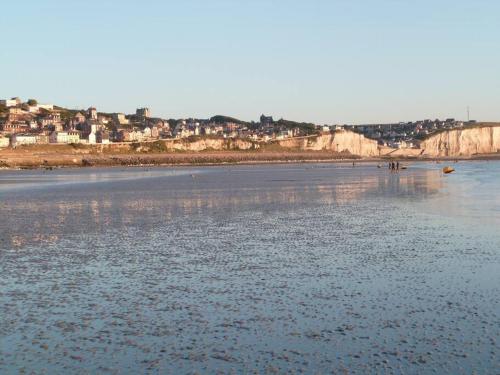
0,104,7,117
53,106,84,122
129,141,168,153
209,115,250,126
27,99,38,106
275,119,318,135
130,142,141,151
149,141,168,152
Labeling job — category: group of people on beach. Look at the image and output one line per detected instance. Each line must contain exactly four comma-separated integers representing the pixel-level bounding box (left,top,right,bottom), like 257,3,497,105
389,161,400,171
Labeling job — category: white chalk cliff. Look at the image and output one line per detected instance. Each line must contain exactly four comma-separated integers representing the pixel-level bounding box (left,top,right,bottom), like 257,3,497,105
277,130,380,157
420,125,500,157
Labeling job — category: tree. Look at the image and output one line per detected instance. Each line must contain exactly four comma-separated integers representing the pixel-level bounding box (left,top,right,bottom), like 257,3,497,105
27,99,38,106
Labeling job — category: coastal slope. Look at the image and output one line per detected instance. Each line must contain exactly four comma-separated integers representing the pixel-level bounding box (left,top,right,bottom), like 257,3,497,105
420,124,500,157
277,130,379,157
3,126,500,168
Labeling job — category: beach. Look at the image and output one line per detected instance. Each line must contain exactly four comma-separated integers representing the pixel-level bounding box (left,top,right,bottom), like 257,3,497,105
1,162,499,373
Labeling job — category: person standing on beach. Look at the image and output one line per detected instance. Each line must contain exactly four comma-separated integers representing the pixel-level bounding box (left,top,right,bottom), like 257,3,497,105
396,162,399,171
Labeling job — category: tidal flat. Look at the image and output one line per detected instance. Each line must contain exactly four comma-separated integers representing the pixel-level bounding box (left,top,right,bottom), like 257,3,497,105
0,162,499,374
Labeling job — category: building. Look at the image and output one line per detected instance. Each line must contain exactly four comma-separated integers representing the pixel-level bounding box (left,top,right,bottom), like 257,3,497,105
37,104,54,111
35,134,49,144
1,99,17,107
97,115,110,125
11,134,37,147
0,97,22,107
87,107,98,120
28,105,40,113
113,113,129,125
81,119,105,135
96,130,110,144
72,112,86,127
49,131,80,144
8,107,25,115
136,108,151,119
39,112,62,129
260,114,274,125
0,137,10,148
116,129,144,142
151,126,159,138
88,132,97,144
1,121,29,134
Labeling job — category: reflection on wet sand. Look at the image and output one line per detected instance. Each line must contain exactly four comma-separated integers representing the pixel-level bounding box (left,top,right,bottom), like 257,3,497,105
1,167,443,249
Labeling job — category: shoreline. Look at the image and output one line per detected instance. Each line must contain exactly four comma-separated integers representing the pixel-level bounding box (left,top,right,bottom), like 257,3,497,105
1,149,500,170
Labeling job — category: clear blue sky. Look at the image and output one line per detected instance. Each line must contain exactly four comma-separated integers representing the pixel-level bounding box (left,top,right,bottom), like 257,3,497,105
1,0,499,124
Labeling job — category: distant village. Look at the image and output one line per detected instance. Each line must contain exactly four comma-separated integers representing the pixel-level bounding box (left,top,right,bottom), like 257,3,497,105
0,97,472,149
345,117,472,149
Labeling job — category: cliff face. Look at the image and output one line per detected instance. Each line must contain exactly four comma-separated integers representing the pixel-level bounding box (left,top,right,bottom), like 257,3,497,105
155,130,379,156
278,130,380,157
167,126,500,158
421,125,500,157
166,138,258,152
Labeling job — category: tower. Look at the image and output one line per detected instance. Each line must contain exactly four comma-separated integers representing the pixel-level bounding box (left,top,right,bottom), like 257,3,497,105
136,108,151,119
88,107,97,120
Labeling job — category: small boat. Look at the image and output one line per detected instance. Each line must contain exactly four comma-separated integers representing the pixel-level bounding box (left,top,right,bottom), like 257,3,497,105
401,165,407,170
443,166,455,174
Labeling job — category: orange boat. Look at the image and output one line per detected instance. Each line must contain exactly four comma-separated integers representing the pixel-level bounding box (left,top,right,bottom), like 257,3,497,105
443,166,455,174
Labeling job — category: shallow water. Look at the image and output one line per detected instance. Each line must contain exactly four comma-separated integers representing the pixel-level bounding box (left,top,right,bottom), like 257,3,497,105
0,162,499,374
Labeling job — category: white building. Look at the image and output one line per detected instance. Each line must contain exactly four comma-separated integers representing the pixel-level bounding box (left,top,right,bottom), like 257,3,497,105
113,113,129,125
131,130,144,142
88,132,97,144
11,134,37,147
0,98,21,107
49,131,80,144
37,104,54,111
0,137,10,148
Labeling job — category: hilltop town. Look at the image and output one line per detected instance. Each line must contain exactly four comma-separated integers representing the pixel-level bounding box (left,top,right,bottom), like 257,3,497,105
0,96,472,150
0,97,319,149
345,118,471,149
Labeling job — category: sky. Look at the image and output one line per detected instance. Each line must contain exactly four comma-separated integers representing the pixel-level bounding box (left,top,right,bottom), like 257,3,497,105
1,0,499,124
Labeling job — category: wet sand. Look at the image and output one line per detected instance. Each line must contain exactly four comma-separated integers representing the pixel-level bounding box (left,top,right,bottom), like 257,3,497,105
0,162,499,373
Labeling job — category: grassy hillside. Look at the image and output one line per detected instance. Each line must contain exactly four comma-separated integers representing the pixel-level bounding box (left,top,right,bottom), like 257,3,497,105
209,115,251,126
53,106,87,122
274,119,318,135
